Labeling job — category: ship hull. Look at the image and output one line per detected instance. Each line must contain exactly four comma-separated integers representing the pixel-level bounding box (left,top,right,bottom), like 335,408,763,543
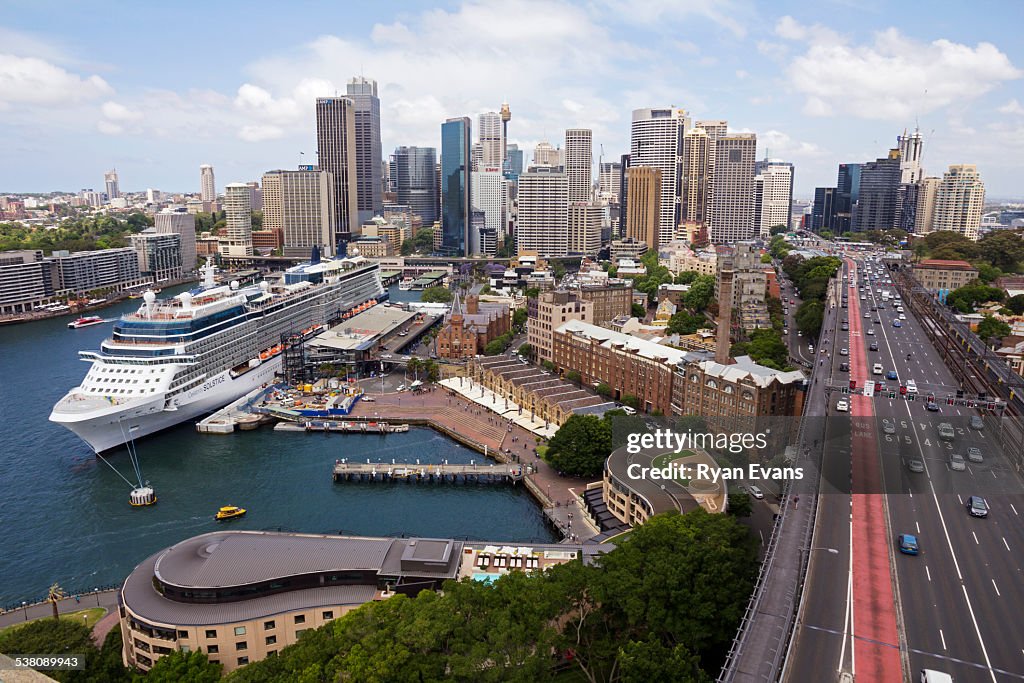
51,357,281,453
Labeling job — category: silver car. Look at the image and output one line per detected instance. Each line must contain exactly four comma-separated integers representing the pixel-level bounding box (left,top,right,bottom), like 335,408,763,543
950,453,966,471
907,458,925,473
883,421,896,435
967,447,983,463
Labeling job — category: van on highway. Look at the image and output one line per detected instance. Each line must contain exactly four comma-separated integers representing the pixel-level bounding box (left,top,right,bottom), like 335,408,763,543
920,668,954,683
906,379,917,396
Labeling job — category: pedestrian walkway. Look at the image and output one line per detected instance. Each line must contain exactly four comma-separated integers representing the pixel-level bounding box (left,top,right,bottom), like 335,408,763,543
347,386,601,543
0,589,118,631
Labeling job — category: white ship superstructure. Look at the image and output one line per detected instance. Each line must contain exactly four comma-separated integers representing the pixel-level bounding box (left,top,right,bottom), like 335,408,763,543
50,256,385,452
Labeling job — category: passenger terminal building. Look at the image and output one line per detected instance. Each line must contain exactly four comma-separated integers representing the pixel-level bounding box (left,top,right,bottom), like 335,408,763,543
119,531,590,673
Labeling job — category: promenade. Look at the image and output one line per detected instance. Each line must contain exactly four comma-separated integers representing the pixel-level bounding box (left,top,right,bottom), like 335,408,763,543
0,589,119,645
348,383,601,543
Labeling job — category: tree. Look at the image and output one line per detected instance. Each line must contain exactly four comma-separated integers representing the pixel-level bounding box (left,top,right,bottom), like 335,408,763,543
1005,294,1024,315
945,282,1004,313
732,328,788,368
565,370,582,383
727,492,753,518
675,270,699,285
620,394,640,410
595,382,612,397
517,343,533,359
977,230,1024,272
496,234,516,258
618,637,712,683
524,287,540,300
85,628,132,683
975,263,1003,284
0,618,97,682
795,300,825,338
545,414,613,477
761,253,773,264
976,315,1010,342
48,582,67,620
144,650,222,682
631,302,647,318
420,286,453,303
682,275,715,312
667,311,709,336
770,224,788,236
512,307,528,330
481,284,492,294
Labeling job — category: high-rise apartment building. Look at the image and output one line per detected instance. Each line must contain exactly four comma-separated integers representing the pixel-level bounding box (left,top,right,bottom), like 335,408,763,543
625,166,661,249
262,168,336,257
471,168,508,241
811,187,837,232
913,176,941,234
154,209,197,272
933,164,985,241
630,107,690,246
222,183,254,257
392,147,439,228
709,133,756,243
564,129,593,203
441,117,472,256
754,159,794,236
517,166,567,256
346,77,384,225
898,127,924,184
680,128,710,227
200,164,216,203
618,154,630,237
478,111,504,169
533,141,560,167
598,162,622,202
315,97,360,250
104,170,120,200
853,150,901,232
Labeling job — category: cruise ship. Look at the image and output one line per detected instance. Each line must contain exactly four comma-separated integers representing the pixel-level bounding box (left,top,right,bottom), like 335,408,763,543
50,255,385,453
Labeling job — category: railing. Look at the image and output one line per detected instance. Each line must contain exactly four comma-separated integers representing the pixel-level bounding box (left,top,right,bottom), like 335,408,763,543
0,584,121,615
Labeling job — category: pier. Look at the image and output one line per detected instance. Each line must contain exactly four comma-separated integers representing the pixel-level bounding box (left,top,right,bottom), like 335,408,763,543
332,459,525,484
275,419,410,434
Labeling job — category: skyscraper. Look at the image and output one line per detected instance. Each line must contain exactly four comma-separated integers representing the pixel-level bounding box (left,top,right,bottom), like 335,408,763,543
625,166,661,249
754,159,794,236
598,162,622,202
680,128,710,227
517,166,567,256
222,183,253,257
898,127,924,184
441,117,472,256
262,168,336,257
104,170,120,200
471,168,508,240
154,209,197,272
478,111,504,169
834,163,862,232
933,164,985,241
618,154,630,237
200,165,216,203
914,176,941,234
345,77,384,225
709,133,756,243
393,147,439,228
811,187,837,232
564,129,593,203
630,107,690,246
853,150,901,232
503,144,524,181
533,141,559,167
696,119,728,228
315,97,360,250
569,203,602,255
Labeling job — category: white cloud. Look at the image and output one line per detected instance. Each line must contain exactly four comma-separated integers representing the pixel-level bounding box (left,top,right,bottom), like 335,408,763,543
101,101,142,122
674,40,701,55
761,129,824,158
756,41,789,62
0,54,111,106
774,16,843,45
998,99,1024,115
784,27,1022,120
736,69,749,79
593,0,748,38
238,124,285,142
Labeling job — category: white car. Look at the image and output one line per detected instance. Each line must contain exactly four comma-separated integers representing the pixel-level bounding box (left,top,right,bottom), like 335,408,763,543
835,399,850,412
748,485,764,500
866,328,875,336
873,363,884,375
899,314,906,320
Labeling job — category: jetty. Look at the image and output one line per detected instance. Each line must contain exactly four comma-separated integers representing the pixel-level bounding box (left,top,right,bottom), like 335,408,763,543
275,419,409,434
332,459,525,484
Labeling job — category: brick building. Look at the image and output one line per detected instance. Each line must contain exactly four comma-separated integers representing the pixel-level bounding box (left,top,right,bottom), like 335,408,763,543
576,281,634,326
912,259,979,292
436,293,511,359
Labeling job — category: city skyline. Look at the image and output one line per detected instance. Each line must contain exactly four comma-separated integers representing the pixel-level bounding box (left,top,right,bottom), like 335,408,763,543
0,1,1022,198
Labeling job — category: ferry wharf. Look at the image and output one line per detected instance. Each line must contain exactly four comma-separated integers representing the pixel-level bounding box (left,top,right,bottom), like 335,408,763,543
332,460,524,484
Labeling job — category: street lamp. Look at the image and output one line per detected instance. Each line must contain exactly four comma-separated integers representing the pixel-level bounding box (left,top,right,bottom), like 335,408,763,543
22,601,27,620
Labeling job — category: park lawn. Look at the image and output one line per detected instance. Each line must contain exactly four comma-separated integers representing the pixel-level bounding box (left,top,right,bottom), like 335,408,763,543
0,607,106,633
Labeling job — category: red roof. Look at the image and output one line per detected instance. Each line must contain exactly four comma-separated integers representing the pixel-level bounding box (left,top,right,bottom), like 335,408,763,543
915,259,977,271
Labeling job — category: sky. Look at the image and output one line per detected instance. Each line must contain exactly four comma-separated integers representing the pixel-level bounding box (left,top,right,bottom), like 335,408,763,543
1,0,1022,199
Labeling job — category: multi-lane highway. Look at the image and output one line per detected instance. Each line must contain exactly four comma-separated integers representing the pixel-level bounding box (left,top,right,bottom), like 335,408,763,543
787,253,1024,682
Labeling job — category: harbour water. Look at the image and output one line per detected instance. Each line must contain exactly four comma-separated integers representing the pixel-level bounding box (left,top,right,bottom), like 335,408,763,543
0,284,554,606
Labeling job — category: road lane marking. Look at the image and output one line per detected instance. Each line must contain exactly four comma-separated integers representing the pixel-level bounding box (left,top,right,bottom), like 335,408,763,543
926,565,931,581
939,629,946,650
916,521,920,533
992,580,1001,597
1012,504,1019,516
973,531,979,545
1003,537,1010,552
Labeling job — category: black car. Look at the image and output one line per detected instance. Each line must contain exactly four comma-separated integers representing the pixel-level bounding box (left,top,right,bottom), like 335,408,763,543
925,401,940,412
840,362,850,372
869,342,879,351
966,495,989,518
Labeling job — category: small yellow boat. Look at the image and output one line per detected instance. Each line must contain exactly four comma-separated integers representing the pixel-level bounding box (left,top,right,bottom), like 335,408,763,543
215,505,246,520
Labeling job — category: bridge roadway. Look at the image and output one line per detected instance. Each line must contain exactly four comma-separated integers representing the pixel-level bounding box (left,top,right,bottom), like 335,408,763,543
786,257,1024,681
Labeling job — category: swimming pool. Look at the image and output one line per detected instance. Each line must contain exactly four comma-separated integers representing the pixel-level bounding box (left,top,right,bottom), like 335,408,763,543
472,572,503,584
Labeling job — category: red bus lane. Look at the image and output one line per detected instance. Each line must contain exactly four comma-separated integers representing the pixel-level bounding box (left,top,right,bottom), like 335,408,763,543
846,259,902,681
